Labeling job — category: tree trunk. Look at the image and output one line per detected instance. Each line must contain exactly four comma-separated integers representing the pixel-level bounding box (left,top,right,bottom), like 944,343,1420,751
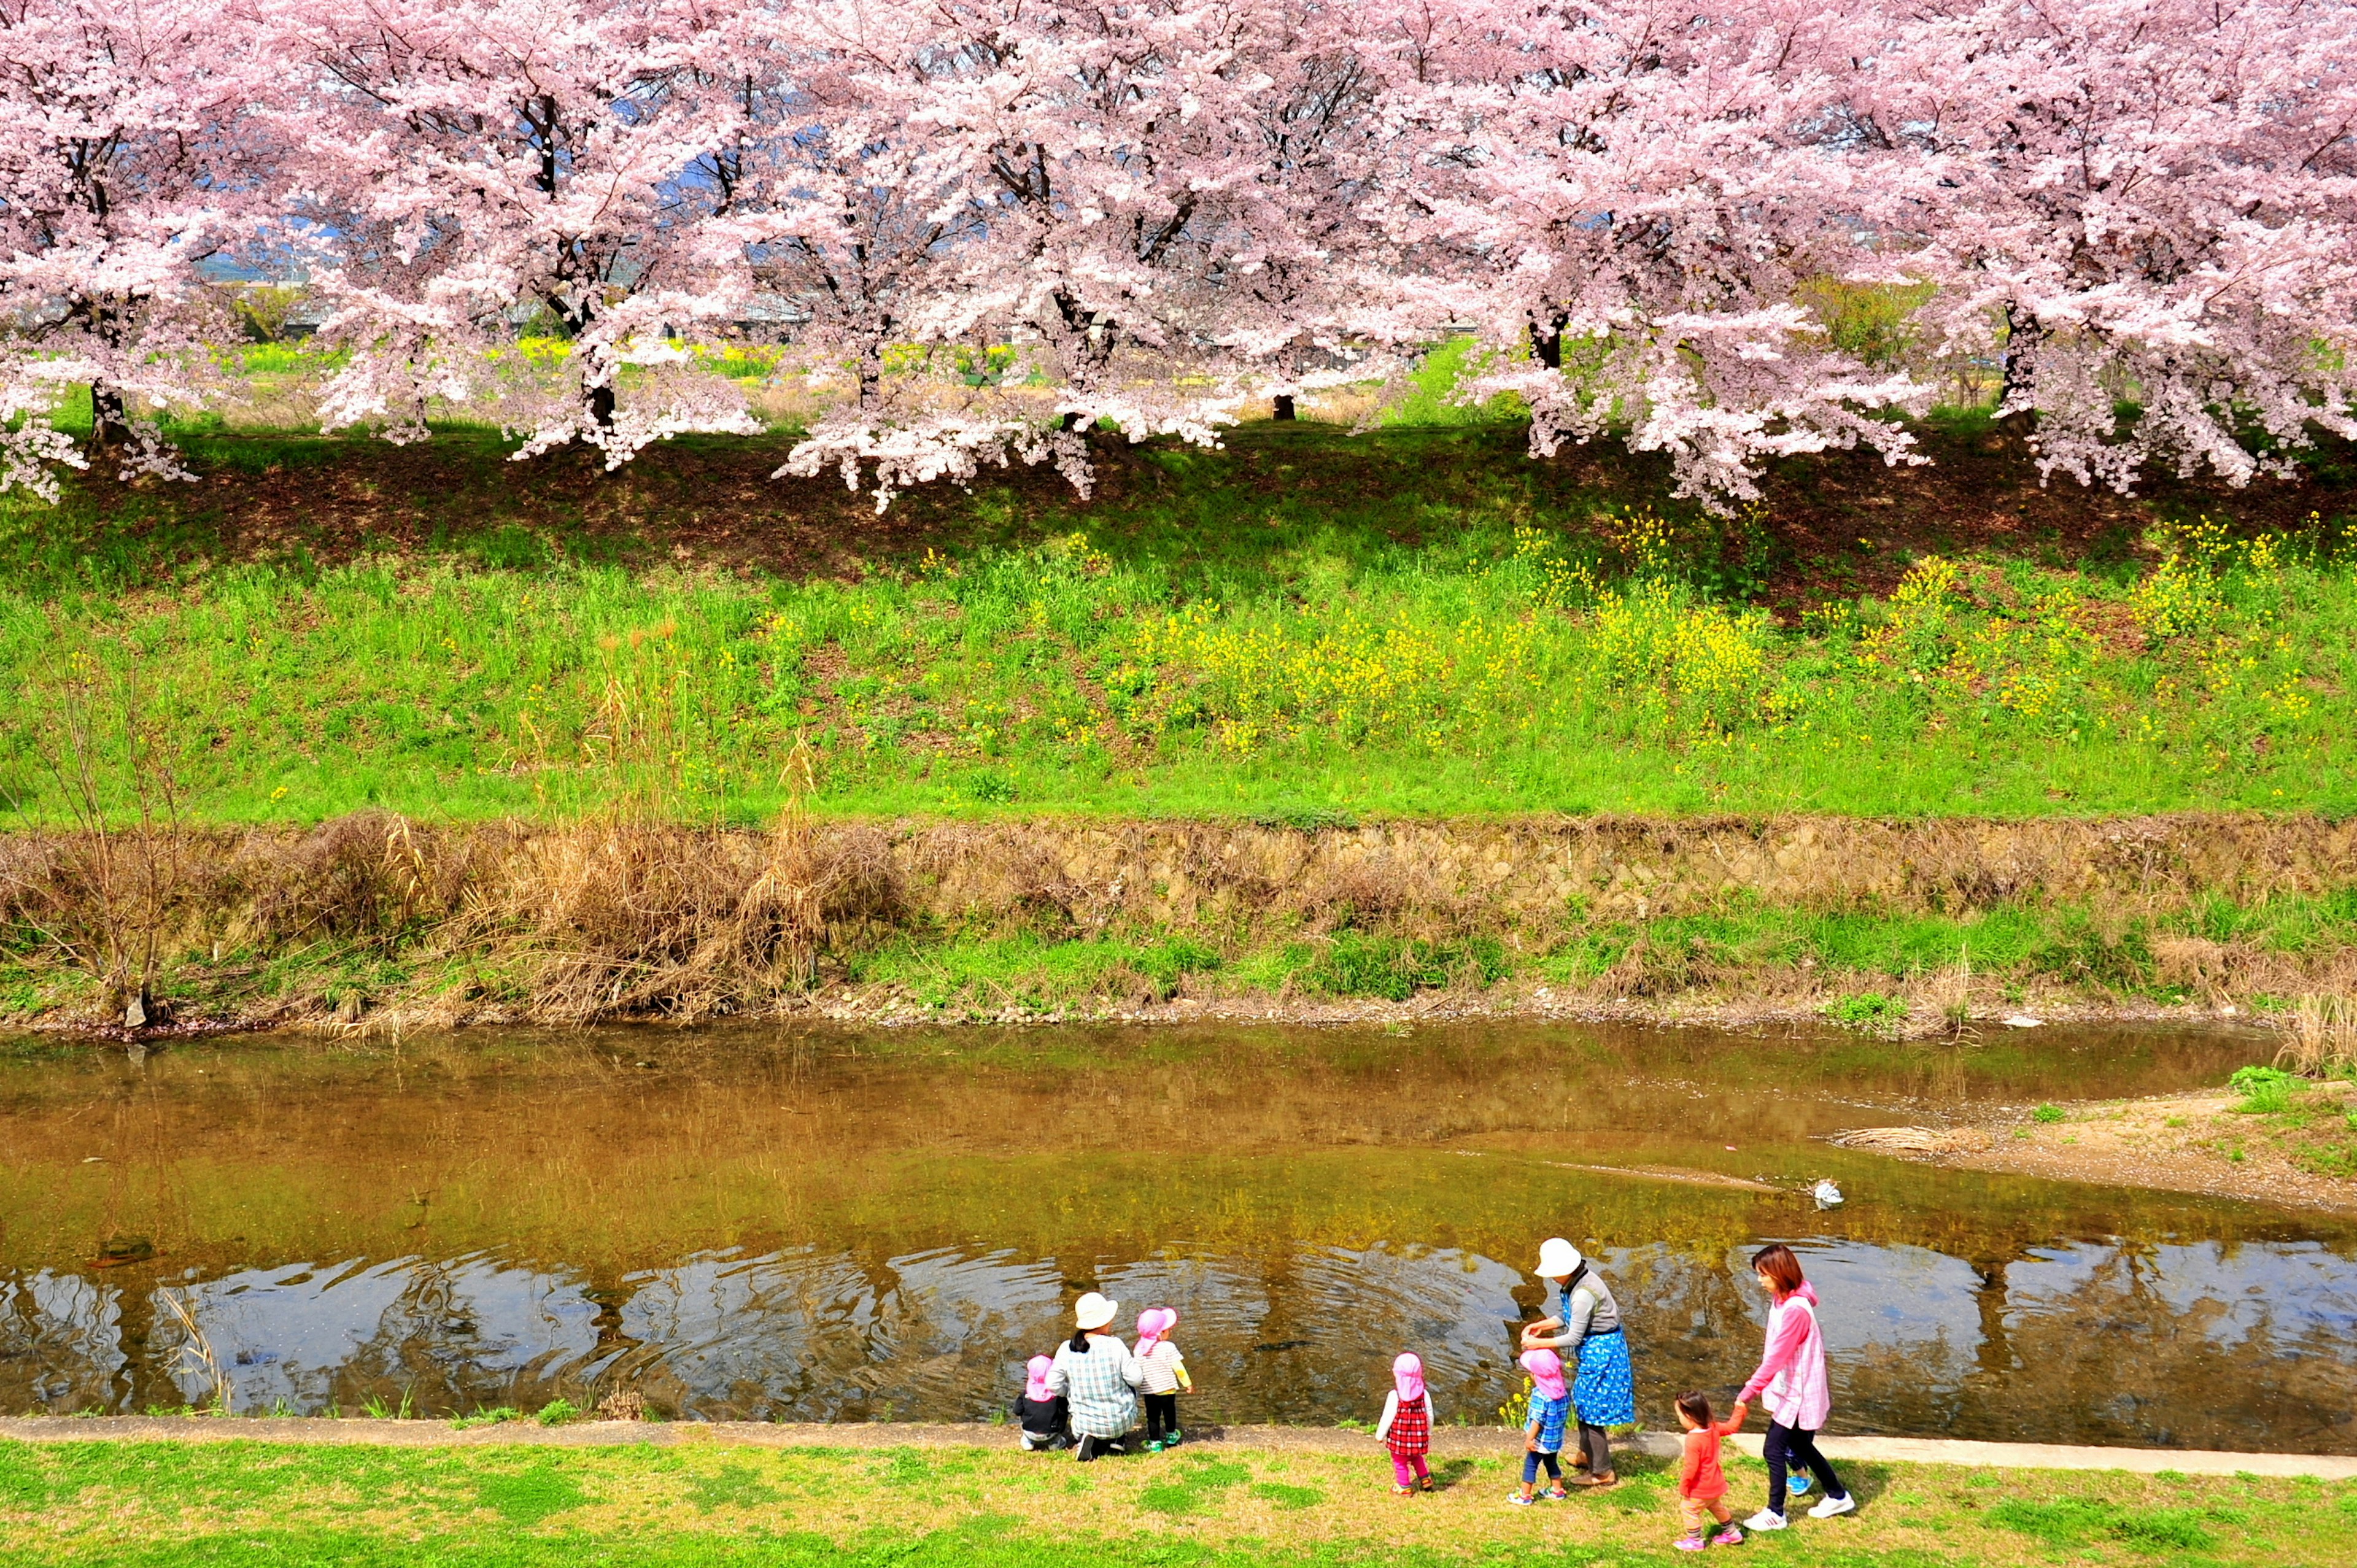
1999,302,2040,421
1272,394,1296,422
858,341,883,412
1531,321,1565,371
90,384,133,455
1059,410,1088,433
586,381,616,430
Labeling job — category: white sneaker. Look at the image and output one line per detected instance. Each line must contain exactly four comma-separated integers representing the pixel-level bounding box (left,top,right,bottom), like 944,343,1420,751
1744,1510,1787,1531
1809,1493,1858,1520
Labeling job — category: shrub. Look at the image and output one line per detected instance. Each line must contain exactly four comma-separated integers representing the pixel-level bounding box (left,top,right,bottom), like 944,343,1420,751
2229,1063,2303,1114
1823,992,1909,1034
1304,933,1507,1001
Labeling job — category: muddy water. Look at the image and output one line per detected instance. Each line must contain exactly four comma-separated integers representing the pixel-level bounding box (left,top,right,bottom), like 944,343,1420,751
2,1020,2353,1454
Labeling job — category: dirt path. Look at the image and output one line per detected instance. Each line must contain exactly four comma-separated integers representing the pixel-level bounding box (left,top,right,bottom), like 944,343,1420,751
1838,1083,2357,1213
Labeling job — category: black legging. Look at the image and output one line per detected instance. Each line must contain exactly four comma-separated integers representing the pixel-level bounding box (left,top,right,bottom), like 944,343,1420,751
1763,1421,1847,1515
1144,1392,1179,1440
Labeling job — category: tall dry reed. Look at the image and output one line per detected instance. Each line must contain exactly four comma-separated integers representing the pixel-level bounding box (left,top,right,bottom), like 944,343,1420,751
2278,994,2357,1077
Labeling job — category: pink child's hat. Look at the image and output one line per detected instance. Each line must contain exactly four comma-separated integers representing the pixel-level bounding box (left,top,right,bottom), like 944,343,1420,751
1519,1347,1567,1400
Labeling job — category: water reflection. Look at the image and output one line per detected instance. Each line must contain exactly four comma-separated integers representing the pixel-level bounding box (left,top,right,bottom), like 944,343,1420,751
1,1019,2353,1451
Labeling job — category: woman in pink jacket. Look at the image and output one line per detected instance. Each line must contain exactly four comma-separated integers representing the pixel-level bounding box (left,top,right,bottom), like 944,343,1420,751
1736,1244,1855,1529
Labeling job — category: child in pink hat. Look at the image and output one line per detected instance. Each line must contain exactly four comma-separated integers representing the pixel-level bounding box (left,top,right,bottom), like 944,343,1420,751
1374,1353,1436,1494
1013,1353,1072,1451
1511,1348,1572,1504
1133,1307,1193,1450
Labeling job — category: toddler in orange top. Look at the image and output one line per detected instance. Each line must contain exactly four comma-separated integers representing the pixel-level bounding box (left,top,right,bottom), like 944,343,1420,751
1674,1391,1749,1550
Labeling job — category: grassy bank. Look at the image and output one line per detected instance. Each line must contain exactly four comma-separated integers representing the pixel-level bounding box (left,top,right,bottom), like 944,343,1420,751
3,422,2356,824
0,1435,2348,1567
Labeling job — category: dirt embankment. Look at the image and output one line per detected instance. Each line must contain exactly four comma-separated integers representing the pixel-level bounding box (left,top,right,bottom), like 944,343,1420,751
1838,1078,2357,1213
52,419,2357,611
4,810,2356,1034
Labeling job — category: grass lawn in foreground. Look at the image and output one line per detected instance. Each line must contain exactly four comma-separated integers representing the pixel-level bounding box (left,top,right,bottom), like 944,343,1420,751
4,423,2356,824
0,1437,2350,1567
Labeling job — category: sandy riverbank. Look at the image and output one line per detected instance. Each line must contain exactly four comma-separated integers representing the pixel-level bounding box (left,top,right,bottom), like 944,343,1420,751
1838,1080,2357,1213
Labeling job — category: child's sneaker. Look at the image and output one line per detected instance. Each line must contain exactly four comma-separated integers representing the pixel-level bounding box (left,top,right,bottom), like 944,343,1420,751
1164,1429,1183,1447
1743,1510,1787,1531
1507,1492,1535,1506
1392,1483,1414,1496
1539,1486,1569,1500
1787,1474,1813,1498
1674,1534,1709,1552
1807,1493,1857,1520
1418,1476,1434,1493
1711,1527,1744,1546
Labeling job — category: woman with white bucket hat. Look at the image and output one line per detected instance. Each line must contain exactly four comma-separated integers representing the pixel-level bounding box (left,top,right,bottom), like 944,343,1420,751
1521,1237,1635,1486
1047,1291,1146,1461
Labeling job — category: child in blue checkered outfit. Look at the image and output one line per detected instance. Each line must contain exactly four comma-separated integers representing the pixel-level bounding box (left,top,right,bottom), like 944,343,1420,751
1511,1348,1572,1504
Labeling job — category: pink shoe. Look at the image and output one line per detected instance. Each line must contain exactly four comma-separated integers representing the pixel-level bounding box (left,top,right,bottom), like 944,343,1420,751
1675,1535,1708,1552
1712,1527,1745,1546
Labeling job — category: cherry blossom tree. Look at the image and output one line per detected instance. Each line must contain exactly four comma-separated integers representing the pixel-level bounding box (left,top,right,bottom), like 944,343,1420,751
1352,0,1933,509
726,0,1073,509
1198,0,1390,419
10,0,2355,512
0,0,271,498
1865,0,2357,493
757,1,1341,506
266,0,762,463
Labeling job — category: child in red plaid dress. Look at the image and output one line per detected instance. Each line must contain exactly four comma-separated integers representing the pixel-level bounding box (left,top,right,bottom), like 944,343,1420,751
1375,1353,1436,1493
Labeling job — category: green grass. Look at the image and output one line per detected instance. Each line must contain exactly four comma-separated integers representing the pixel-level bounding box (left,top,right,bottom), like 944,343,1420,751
4,425,2356,826
0,1437,2348,1567
2213,1064,2357,1177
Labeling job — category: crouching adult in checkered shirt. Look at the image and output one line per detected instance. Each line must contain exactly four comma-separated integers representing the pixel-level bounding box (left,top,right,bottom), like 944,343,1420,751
1047,1292,1147,1461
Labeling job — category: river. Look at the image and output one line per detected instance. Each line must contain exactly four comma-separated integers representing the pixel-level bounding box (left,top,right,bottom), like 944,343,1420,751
3,1019,2352,1453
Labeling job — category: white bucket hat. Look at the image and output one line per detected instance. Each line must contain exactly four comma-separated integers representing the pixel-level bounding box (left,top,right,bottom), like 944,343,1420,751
1073,1291,1120,1331
1536,1238,1583,1278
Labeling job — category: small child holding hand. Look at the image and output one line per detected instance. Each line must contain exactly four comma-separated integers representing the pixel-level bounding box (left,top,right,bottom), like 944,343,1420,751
1510,1349,1571,1504
1374,1353,1436,1494
1674,1391,1749,1550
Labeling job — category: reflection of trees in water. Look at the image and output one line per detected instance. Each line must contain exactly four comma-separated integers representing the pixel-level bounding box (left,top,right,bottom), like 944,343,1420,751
1933,1243,2357,1452
1094,1253,1272,1423
0,1272,122,1412
608,1243,1074,1421
1601,1245,1765,1416
319,1259,480,1413
7,1235,2356,1446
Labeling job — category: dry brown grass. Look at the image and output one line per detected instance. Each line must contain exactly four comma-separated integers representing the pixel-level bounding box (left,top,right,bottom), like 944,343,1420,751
4,811,2356,1030
2279,994,2357,1076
